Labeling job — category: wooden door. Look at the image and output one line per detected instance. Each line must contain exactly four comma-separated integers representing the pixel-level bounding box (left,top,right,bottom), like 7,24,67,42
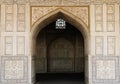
48,38,74,72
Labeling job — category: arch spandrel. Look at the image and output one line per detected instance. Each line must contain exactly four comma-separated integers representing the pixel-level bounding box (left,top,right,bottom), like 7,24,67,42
31,6,90,40
31,6,89,30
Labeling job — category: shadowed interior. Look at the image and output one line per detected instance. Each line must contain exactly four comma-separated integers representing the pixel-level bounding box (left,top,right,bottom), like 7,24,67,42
35,21,85,84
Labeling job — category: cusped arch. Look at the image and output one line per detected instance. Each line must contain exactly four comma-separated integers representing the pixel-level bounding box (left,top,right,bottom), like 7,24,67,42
31,8,89,40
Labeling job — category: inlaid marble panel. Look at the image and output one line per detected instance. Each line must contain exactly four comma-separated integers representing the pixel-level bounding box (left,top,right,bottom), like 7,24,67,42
4,60,24,79
95,22,103,32
5,36,13,55
107,22,115,32
95,36,103,55
96,60,115,79
95,5,103,32
107,36,116,55
17,36,25,55
92,56,119,83
107,5,115,32
5,5,13,32
17,22,25,32
5,21,13,32
1,56,28,83
17,5,25,32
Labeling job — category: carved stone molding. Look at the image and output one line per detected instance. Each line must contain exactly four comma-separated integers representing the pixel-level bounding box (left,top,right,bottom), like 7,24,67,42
1,0,120,5
31,6,89,29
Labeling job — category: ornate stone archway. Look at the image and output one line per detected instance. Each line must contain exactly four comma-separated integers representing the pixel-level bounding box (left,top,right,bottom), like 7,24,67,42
31,7,90,84
0,1,119,84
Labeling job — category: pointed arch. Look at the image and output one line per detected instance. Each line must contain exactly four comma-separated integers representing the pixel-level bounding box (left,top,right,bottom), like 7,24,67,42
31,8,90,84
31,8,89,40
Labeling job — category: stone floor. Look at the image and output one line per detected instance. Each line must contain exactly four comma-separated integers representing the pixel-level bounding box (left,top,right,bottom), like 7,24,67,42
36,73,84,84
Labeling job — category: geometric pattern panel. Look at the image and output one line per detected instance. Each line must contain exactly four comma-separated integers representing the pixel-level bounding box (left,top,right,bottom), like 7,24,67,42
0,56,28,83
92,56,119,83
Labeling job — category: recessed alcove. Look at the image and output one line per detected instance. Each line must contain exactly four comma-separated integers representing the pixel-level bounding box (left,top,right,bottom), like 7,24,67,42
35,21,85,84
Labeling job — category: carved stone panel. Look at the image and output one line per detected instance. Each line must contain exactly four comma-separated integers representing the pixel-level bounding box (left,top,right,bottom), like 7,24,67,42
17,36,25,55
95,36,103,55
95,5,103,32
17,5,25,32
107,5,115,32
2,0,120,5
1,56,28,83
96,60,115,79
63,7,89,26
107,36,116,55
31,7,58,25
15,0,26,4
107,22,115,32
5,5,13,32
92,56,119,83
5,36,13,55
93,0,116,3
31,6,89,29
5,60,24,79
62,0,79,5
30,0,58,5
79,0,90,3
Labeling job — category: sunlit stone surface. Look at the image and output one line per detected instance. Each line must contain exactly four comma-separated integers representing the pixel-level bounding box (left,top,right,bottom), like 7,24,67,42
0,0,120,84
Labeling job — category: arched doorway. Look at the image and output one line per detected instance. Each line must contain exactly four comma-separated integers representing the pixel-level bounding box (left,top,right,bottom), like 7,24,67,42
31,10,89,84
35,21,85,84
